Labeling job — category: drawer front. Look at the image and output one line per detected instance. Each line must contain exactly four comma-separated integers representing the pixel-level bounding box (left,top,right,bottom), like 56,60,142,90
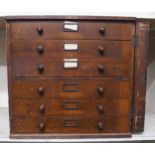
10,21,134,40
12,98,130,116
11,40,132,60
12,79,130,99
12,59,131,78
11,116,130,134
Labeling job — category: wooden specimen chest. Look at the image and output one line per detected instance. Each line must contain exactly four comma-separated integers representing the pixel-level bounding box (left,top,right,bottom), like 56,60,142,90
6,16,149,138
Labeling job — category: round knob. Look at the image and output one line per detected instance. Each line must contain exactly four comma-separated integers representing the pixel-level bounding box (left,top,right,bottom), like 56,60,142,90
37,45,44,54
98,64,104,73
37,64,44,73
98,46,105,55
38,87,44,95
99,27,105,35
98,122,104,130
39,122,45,130
97,105,104,113
40,104,45,113
98,87,104,95
37,27,43,35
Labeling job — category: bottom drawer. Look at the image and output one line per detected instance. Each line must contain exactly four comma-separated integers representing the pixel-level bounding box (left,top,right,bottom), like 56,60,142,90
11,116,130,134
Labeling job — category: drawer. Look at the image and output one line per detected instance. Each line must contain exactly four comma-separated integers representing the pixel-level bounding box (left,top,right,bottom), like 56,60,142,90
11,40,132,60
12,59,131,78
12,98,130,116
11,116,130,134
12,79,130,99
10,21,134,40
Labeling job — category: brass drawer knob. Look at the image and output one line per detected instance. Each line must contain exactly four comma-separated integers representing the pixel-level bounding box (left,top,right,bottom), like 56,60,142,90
97,105,104,113
37,64,44,73
97,87,104,95
38,87,44,95
37,45,44,54
98,64,104,73
39,122,45,130
98,46,105,55
40,104,45,113
98,122,104,130
37,27,43,35
99,27,105,35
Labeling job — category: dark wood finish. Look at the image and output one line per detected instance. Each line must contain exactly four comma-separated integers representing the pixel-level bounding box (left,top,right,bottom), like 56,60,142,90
132,22,149,132
6,15,136,21
11,40,132,60
6,16,149,138
12,98,130,116
12,59,131,78
11,79,130,98
9,133,131,139
10,21,134,40
11,115,130,134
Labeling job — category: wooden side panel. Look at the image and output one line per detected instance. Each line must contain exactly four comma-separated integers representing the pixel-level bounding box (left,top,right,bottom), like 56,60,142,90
132,22,149,132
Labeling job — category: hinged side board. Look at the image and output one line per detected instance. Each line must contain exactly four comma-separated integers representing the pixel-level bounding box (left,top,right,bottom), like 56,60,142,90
132,22,149,132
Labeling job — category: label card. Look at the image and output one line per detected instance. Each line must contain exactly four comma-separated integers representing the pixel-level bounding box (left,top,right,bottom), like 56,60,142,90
64,21,79,32
64,58,78,69
64,43,78,51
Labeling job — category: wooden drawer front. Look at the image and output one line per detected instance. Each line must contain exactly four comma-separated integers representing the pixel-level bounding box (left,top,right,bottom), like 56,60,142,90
11,40,132,60
12,98,130,116
12,59,131,78
12,79,130,99
10,21,134,40
11,116,130,134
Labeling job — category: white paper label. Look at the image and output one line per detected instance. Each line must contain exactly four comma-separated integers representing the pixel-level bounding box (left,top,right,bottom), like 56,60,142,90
64,44,78,51
64,58,78,69
64,21,78,31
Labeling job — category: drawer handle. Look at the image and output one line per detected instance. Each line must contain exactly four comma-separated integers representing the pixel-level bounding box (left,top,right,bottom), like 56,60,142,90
37,27,43,35
98,64,104,73
99,27,105,35
40,104,45,113
97,87,104,95
63,84,79,92
98,122,104,130
38,87,44,95
37,45,44,54
97,105,104,113
64,119,80,127
63,101,80,110
39,122,45,130
98,46,105,55
37,64,44,73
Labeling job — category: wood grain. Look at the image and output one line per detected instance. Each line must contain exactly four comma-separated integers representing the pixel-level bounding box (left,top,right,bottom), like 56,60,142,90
132,22,149,133
12,59,131,78
11,40,132,60
10,21,134,40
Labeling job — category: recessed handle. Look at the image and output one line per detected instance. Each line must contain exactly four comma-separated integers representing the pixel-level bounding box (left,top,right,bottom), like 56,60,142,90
37,45,44,54
37,27,43,35
39,122,45,130
38,87,44,95
97,87,104,95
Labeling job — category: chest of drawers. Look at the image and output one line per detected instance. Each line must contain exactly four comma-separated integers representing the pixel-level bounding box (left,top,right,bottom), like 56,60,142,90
6,16,149,138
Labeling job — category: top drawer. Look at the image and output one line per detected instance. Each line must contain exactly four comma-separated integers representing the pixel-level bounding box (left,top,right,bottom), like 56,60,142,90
10,21,135,40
